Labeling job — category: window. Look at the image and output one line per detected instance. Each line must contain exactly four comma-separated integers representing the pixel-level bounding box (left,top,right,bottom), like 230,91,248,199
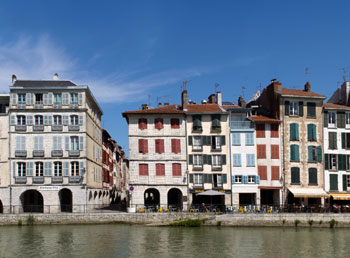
172,163,181,176
271,145,279,159
234,175,242,184
16,136,26,151
154,118,163,129
193,155,203,169
245,132,254,145
18,162,26,177
193,174,203,185
290,144,300,161
347,175,350,188
258,166,267,180
329,112,336,126
289,102,298,116
35,115,43,125
155,163,165,176
233,154,241,167
139,164,148,176
53,136,62,150
212,136,222,150
307,124,317,141
211,114,221,130
171,118,180,129
308,146,322,162
53,115,62,125
138,118,147,129
256,124,265,138
232,133,241,146
257,145,266,159
54,162,62,176
330,154,337,170
193,136,202,151
35,93,43,104
341,133,350,149
291,167,300,184
307,102,316,118
248,175,255,184
212,155,222,169
34,136,44,151
70,136,79,150
155,139,164,154
270,124,279,138
71,161,79,176
18,93,26,104
193,115,202,131
17,115,26,125
308,168,317,185
54,93,62,104
171,139,181,153
271,166,280,180
35,162,44,177
329,132,337,150
330,174,338,191
346,113,350,126
70,115,78,125
213,174,223,187
138,139,148,154
70,93,78,104
246,154,255,167
290,123,299,140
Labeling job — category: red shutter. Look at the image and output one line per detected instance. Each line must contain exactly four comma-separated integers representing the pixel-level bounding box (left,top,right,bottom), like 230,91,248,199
139,118,147,129
155,139,160,153
271,124,279,138
171,118,180,129
171,139,176,153
256,124,266,138
138,139,143,153
156,164,165,176
172,163,181,176
257,145,266,159
271,145,279,159
144,139,148,153
258,166,267,180
271,166,280,180
155,118,164,129
139,164,149,176
176,139,181,153
161,139,164,153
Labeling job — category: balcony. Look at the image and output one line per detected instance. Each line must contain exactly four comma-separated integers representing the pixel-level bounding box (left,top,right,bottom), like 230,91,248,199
213,185,224,190
34,104,43,109
15,150,27,157
33,177,44,184
33,125,44,131
15,177,27,184
52,176,63,183
17,104,26,109
192,126,203,133
52,125,63,131
69,176,82,183
230,121,254,131
51,150,63,157
69,150,80,157
193,165,203,171
70,103,78,109
211,165,222,171
68,125,80,131
33,150,44,157
192,184,204,190
192,145,203,152
53,103,62,109
15,125,26,131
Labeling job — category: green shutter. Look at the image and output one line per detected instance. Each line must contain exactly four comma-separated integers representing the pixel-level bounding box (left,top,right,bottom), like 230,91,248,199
285,101,290,115
188,136,192,145
330,174,338,191
221,135,226,145
290,124,296,140
343,174,347,191
221,155,226,165
291,167,300,183
298,102,304,116
307,124,312,141
309,168,317,185
206,155,212,165
295,124,299,140
325,154,329,170
342,133,346,149
189,155,193,165
308,146,313,162
295,145,299,161
189,174,193,183
317,146,322,162
205,136,212,146
223,174,227,184
338,154,346,171
324,111,328,127
290,145,295,161
307,102,316,118
329,132,337,150
337,112,345,128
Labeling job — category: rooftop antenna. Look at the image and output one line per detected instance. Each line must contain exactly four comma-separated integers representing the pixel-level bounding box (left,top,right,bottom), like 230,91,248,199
148,94,151,107
341,68,347,82
305,67,310,81
214,82,219,93
258,83,262,92
181,80,190,92
242,86,246,98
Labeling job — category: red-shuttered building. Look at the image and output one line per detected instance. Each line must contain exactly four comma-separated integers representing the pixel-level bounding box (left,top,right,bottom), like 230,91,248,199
102,129,115,189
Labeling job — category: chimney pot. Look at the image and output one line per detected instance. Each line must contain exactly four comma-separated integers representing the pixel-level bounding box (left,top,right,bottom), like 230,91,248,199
216,91,222,106
12,74,17,84
141,104,148,110
53,73,59,80
181,90,188,111
208,94,216,104
158,102,162,108
304,81,311,92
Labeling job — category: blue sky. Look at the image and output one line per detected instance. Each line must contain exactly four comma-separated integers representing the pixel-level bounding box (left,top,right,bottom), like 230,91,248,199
0,1,350,155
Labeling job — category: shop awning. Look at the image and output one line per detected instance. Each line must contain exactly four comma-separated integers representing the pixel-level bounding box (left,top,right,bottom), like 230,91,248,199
288,187,329,198
330,193,350,200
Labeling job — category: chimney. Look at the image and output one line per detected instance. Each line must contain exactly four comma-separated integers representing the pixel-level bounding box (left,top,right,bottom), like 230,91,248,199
304,81,311,92
208,94,215,103
238,96,246,108
164,102,169,106
181,90,188,111
216,91,222,106
158,102,162,108
141,104,148,110
53,73,59,80
12,74,17,84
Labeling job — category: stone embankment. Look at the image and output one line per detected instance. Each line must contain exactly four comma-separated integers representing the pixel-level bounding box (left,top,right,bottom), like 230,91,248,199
1,212,350,227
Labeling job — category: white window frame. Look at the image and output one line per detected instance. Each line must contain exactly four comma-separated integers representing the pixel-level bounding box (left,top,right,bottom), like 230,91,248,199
17,115,26,125
330,154,337,170
193,136,202,150
54,93,62,104
212,155,222,168
213,136,221,150
346,113,350,128
18,162,26,177
35,115,43,125
70,93,78,104
71,161,79,176
193,174,203,185
35,93,43,105
193,155,203,168
71,136,79,150
235,175,242,183
329,112,336,128
35,162,44,177
70,115,79,125
213,174,223,187
289,102,298,116
54,161,62,177
18,93,26,104
248,175,255,184
53,115,62,125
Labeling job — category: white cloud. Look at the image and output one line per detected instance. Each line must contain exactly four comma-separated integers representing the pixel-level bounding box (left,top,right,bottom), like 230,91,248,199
0,36,204,103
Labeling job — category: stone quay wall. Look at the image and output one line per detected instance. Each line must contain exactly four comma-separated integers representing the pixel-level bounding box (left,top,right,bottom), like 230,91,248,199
1,212,350,227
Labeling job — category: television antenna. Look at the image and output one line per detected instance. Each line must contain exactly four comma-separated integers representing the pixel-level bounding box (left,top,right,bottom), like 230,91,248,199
341,68,347,82
181,80,190,91
305,67,310,81
214,82,219,93
242,86,246,98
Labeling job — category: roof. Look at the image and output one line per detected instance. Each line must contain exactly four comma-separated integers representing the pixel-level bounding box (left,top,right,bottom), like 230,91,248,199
281,88,326,98
122,104,184,117
248,115,281,123
186,103,225,113
13,80,77,87
222,105,241,111
323,103,350,110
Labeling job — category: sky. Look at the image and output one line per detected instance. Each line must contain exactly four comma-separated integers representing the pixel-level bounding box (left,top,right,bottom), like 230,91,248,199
1,0,350,156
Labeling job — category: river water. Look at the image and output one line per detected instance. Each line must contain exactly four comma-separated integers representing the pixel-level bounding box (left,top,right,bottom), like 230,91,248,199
0,224,349,258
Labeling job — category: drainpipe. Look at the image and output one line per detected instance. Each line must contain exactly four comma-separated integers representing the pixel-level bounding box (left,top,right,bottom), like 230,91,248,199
8,110,12,213
185,114,190,210
282,103,286,207
229,112,233,206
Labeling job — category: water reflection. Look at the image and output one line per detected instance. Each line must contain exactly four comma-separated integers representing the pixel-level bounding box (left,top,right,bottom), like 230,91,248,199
0,225,350,258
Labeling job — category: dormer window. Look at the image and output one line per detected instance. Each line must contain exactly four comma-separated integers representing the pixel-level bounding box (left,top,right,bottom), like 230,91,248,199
289,102,298,116
154,118,163,130
138,118,147,129
193,115,202,131
329,112,336,127
18,93,26,104
35,93,43,105
70,93,78,104
211,114,221,131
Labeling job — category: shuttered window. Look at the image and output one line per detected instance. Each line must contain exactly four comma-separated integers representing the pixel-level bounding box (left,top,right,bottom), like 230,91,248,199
271,145,279,159
246,154,255,167
337,112,345,128
193,115,202,131
232,133,241,145
256,124,265,138
290,123,299,140
307,124,317,141
308,168,317,185
138,118,147,129
155,139,164,154
258,166,267,180
245,133,254,145
171,118,180,129
233,154,241,167
257,144,266,159
328,132,337,150
172,163,181,176
139,164,149,176
171,139,181,154
211,114,221,130
290,145,300,161
338,154,346,171
330,174,338,191
270,124,279,138
154,118,164,129
307,102,316,118
271,166,280,180
138,139,148,154
155,163,165,176
291,167,300,184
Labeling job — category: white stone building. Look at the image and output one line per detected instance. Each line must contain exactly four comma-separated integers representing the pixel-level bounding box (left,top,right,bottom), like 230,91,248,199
9,76,105,213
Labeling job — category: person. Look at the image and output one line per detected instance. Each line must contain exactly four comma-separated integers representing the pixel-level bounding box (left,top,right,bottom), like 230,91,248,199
202,203,208,212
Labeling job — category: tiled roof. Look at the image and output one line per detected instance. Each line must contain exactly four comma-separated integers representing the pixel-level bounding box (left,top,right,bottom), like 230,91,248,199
323,103,350,110
186,104,225,113
222,105,241,110
248,115,281,123
281,88,326,98
122,104,184,117
13,80,77,87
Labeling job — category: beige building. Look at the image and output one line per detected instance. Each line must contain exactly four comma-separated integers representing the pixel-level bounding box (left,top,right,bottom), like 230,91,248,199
9,76,105,213
257,81,328,206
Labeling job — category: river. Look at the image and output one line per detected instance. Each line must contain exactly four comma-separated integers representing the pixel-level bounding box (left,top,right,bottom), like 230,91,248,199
0,224,349,258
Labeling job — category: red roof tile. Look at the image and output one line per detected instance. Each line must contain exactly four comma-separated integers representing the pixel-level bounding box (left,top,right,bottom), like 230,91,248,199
323,103,350,110
122,104,184,117
222,105,241,110
186,104,225,113
281,88,326,98
248,115,281,123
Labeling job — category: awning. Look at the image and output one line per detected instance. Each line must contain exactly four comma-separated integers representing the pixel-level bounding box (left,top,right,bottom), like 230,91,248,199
288,187,329,198
330,193,350,200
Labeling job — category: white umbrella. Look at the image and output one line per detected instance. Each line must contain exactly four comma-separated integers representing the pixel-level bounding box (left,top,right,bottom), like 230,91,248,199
197,190,225,210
